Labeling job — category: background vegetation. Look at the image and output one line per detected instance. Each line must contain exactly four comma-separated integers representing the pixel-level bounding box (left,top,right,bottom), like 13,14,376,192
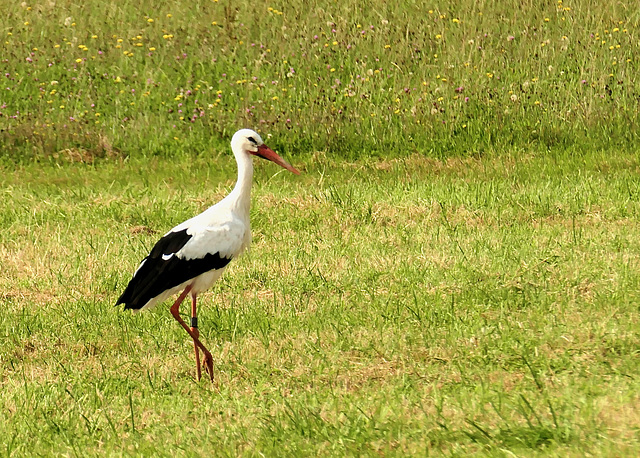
1,0,639,160
0,0,639,455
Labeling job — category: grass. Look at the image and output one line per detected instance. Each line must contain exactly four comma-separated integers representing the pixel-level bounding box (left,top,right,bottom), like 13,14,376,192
1,150,639,455
1,0,640,455
1,0,639,160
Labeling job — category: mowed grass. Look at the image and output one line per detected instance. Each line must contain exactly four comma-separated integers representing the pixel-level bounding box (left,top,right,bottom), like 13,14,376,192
1,149,639,455
1,0,640,455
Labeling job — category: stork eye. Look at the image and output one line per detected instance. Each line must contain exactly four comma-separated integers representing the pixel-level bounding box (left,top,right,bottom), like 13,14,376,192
248,136,258,145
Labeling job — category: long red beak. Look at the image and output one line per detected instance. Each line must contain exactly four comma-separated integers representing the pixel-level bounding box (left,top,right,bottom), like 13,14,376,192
252,144,300,175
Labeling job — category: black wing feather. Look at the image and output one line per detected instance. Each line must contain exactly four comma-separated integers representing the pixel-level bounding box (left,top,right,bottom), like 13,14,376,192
116,228,232,310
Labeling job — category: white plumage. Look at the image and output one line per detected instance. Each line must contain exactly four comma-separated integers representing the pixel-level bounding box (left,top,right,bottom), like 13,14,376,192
116,128,299,381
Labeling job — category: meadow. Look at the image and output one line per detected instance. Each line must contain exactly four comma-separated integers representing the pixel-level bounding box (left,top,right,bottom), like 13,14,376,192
1,0,640,455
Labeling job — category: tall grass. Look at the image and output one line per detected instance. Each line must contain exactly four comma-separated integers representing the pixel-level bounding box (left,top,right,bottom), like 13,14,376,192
1,0,639,160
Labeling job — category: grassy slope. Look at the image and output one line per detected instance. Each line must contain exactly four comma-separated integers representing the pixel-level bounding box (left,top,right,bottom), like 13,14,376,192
1,0,639,159
1,0,640,455
1,149,639,455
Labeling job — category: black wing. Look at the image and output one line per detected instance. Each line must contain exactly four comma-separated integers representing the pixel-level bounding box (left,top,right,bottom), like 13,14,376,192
116,228,232,310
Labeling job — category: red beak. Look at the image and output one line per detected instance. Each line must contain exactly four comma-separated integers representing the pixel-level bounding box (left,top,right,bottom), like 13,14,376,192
252,144,300,175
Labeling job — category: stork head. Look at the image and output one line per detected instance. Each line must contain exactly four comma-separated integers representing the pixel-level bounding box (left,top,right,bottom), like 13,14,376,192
231,129,300,175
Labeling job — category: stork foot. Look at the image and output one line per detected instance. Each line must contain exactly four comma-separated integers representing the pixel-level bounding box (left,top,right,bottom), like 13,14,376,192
202,351,215,383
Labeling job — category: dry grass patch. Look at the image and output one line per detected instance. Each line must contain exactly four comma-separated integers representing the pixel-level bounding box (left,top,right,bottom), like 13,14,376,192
596,395,640,441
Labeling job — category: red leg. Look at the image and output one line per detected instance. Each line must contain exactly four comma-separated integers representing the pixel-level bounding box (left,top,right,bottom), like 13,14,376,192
169,285,214,382
190,293,202,381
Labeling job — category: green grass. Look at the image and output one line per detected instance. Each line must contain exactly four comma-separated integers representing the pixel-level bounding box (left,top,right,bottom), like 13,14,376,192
1,150,639,455
1,0,639,159
1,0,640,455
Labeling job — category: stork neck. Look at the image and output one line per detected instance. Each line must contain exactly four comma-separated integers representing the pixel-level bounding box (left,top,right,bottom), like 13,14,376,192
230,152,254,217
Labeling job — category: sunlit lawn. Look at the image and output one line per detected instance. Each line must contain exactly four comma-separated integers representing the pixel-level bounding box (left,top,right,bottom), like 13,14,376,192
1,149,639,455
1,0,640,455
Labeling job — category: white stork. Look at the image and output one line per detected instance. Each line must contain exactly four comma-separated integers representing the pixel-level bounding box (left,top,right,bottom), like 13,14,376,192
116,129,300,382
